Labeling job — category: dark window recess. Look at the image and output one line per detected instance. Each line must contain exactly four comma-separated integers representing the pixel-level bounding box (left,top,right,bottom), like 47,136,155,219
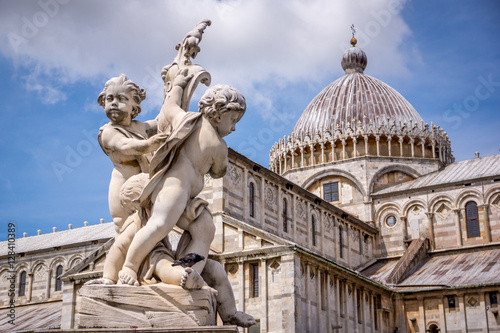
282,199,288,233
249,183,255,218
447,295,456,309
339,226,344,258
251,263,259,298
311,215,316,246
490,292,498,306
323,182,339,202
19,271,26,297
55,265,63,291
465,201,480,238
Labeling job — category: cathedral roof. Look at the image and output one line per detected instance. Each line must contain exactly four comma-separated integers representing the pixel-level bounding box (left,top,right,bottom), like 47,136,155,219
292,40,423,135
374,154,500,195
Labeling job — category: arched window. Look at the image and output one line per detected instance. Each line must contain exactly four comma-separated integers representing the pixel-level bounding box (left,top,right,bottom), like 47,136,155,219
55,265,63,291
249,183,255,217
339,225,343,258
465,201,480,238
282,198,288,232
311,215,317,246
19,271,26,297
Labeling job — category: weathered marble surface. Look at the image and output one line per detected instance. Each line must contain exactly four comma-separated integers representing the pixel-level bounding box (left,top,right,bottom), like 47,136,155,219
76,284,217,329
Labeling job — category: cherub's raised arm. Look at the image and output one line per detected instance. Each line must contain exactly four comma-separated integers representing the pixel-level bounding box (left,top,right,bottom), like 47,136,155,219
158,68,193,131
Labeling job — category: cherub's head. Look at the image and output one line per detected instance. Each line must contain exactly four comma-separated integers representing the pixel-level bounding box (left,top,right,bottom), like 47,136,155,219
97,74,146,125
199,84,246,137
120,173,149,214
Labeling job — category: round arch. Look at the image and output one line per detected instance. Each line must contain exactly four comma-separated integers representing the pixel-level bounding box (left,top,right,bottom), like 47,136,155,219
375,202,402,222
49,256,67,271
402,198,428,217
456,188,483,208
429,193,455,212
301,168,366,198
485,186,500,205
368,164,420,195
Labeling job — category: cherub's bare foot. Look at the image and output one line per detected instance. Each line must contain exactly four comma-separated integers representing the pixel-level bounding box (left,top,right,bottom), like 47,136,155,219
226,311,256,327
180,267,205,290
118,267,140,286
84,277,116,285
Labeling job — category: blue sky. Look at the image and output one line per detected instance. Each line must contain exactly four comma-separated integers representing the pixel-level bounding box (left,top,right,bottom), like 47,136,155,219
0,0,499,240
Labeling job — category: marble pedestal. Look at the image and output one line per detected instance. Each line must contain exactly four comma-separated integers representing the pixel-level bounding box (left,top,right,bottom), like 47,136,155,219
76,284,217,329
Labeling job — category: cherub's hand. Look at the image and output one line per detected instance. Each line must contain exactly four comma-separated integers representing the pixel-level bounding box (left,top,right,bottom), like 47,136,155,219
148,133,169,147
173,68,194,89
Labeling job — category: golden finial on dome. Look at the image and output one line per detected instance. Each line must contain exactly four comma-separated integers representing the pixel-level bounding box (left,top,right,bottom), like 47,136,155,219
350,24,357,46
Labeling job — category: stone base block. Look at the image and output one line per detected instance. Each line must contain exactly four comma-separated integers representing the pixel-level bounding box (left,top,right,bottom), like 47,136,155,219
76,284,217,329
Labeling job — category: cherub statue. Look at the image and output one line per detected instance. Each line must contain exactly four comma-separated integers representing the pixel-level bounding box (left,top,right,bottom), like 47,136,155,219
119,69,246,287
97,74,168,233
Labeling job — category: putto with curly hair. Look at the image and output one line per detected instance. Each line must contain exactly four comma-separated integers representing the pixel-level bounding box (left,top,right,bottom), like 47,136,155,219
198,84,246,121
97,74,147,119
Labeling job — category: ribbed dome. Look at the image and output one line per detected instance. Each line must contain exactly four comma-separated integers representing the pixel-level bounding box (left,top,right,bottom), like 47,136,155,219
292,41,423,136
292,73,424,135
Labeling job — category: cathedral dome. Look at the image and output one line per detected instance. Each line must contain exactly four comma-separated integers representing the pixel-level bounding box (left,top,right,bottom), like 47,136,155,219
269,34,453,175
292,43,423,136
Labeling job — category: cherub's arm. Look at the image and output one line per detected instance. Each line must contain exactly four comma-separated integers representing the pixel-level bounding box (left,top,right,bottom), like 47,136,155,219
208,143,228,178
101,127,167,155
159,69,193,130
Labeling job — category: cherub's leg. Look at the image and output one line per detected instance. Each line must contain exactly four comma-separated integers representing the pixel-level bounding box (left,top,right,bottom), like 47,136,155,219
154,251,205,290
201,260,256,327
86,221,138,285
176,208,215,275
108,171,129,233
119,179,188,285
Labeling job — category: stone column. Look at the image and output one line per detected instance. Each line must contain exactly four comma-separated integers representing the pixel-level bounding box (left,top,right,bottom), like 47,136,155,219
291,148,295,168
61,280,77,329
479,204,492,243
278,188,283,236
425,212,435,249
375,136,380,156
238,262,245,314
387,137,392,157
27,272,33,302
46,269,52,300
278,155,282,174
353,286,359,333
410,138,415,157
305,263,312,332
332,142,337,161
292,195,297,241
432,140,436,159
399,137,404,157
320,142,325,164
458,294,468,333
418,297,426,333
479,292,490,333
421,141,426,158
341,139,347,160
326,273,332,331
439,296,448,333
353,138,358,158
260,259,268,332
346,226,351,268
283,153,287,173
453,208,463,247
400,216,408,243
300,146,304,168
364,136,369,156
334,276,341,328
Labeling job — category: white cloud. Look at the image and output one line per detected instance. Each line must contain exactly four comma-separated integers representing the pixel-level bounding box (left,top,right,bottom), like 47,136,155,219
0,0,414,114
